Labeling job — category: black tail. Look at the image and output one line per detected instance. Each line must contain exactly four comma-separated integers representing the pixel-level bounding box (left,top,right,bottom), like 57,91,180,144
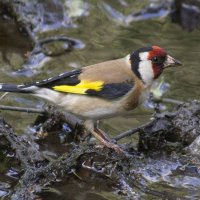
0,84,38,93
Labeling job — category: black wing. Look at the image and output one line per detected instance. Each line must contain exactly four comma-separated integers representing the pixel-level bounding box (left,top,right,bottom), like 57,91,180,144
31,69,134,99
85,81,134,99
34,69,82,88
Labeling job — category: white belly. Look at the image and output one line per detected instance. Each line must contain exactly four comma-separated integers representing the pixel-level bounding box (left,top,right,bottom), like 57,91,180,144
58,94,125,119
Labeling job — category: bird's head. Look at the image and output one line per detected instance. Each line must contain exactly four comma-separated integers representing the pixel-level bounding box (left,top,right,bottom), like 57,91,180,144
129,46,182,86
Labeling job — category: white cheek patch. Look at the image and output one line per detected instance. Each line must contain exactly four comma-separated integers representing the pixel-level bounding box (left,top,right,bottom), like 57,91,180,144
138,61,154,86
139,52,149,61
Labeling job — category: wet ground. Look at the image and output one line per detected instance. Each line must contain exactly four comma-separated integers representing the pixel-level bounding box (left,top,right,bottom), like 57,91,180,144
0,0,200,199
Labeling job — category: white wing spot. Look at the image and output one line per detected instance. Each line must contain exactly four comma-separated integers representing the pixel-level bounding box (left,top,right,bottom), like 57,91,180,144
36,81,40,84
59,73,65,77
48,77,52,81
0,85,2,89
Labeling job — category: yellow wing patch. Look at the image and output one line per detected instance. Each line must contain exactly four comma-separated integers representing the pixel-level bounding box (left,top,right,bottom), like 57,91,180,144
52,80,104,94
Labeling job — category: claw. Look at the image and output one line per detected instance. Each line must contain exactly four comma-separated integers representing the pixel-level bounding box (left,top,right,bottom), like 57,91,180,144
101,141,124,154
93,130,124,154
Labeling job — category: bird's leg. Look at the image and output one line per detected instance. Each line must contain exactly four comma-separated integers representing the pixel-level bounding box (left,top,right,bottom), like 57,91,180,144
94,120,111,142
84,120,124,153
93,127,124,154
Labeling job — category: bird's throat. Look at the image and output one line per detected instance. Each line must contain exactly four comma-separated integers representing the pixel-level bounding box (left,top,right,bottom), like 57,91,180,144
152,64,163,79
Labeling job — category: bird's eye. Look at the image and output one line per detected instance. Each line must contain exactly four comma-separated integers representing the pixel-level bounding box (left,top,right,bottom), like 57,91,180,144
152,56,158,62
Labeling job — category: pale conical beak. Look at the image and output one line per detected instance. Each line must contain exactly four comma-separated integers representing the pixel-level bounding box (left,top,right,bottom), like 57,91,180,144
164,55,182,68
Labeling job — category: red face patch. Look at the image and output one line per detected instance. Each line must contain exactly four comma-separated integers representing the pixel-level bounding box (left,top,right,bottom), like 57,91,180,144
148,46,167,79
148,46,166,60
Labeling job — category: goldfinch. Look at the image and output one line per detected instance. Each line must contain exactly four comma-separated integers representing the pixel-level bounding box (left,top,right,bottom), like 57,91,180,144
0,46,181,152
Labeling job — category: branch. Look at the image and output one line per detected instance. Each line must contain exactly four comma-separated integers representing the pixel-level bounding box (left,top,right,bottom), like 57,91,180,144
151,96,184,105
0,105,45,114
0,105,82,133
113,97,184,142
113,122,153,141
161,98,184,105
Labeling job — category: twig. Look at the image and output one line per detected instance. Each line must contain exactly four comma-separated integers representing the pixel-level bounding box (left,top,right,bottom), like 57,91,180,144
113,97,184,142
0,105,45,114
161,98,184,105
0,105,82,132
151,96,184,105
113,122,153,141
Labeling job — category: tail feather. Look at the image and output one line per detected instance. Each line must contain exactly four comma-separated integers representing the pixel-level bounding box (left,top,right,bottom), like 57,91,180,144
0,84,38,93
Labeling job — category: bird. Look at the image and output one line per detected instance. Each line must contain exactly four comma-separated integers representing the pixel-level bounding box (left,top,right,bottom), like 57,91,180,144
0,46,181,152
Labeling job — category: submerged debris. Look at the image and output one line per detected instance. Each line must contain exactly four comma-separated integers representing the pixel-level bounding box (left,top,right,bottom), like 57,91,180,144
0,101,200,199
138,101,200,152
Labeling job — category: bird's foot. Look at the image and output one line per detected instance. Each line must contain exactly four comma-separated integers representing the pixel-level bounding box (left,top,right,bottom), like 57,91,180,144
96,142,124,154
84,120,124,154
93,128,124,154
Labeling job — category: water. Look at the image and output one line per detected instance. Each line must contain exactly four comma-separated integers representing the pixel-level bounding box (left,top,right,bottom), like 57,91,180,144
0,0,200,199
